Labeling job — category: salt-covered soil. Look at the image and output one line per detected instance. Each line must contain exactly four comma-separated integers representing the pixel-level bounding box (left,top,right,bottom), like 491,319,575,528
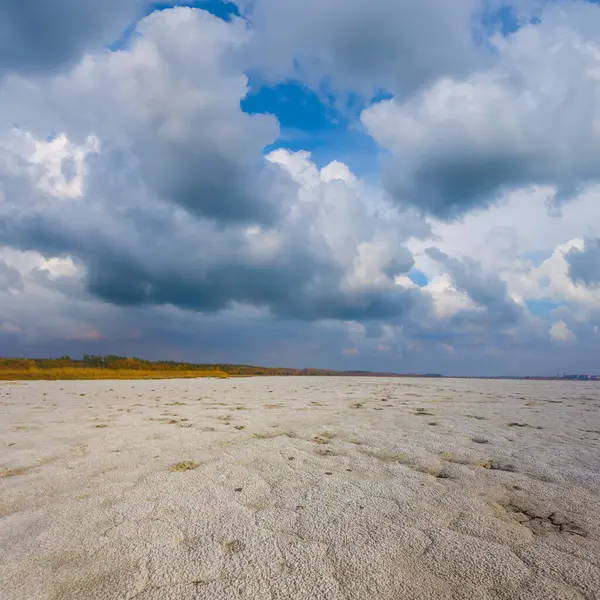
1,377,599,600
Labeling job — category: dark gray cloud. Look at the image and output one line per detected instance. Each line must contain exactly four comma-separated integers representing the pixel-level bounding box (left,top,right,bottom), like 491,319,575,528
566,239,600,287
387,150,531,220
0,156,420,323
135,132,285,225
0,0,146,74
234,0,482,98
0,260,23,292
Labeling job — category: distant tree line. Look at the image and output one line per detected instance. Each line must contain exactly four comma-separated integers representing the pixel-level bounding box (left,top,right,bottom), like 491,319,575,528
0,356,343,377
0,356,432,379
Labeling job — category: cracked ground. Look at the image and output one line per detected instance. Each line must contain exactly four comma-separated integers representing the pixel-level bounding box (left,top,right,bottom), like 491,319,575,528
1,377,599,599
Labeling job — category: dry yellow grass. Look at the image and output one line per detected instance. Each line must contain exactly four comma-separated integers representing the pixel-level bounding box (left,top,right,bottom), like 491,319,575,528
0,465,34,478
169,461,200,472
0,367,228,381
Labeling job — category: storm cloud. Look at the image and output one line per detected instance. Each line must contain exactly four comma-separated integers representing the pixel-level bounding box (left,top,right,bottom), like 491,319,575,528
0,0,148,74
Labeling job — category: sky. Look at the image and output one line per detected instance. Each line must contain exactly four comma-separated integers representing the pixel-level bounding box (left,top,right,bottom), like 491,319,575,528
1,1,600,376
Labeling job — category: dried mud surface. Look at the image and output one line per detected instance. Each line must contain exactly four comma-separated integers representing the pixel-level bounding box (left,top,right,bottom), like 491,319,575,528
1,377,599,599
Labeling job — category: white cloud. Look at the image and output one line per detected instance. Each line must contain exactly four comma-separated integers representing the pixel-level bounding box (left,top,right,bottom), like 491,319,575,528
396,273,476,319
267,148,420,297
362,2,600,217
0,8,281,223
526,240,600,309
406,183,600,323
320,161,357,185
24,132,99,199
424,275,477,319
550,319,576,343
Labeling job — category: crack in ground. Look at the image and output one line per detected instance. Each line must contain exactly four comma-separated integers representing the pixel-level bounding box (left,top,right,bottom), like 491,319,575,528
504,500,587,537
127,578,219,600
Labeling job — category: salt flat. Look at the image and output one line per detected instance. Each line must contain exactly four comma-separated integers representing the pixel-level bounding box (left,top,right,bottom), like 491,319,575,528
1,377,599,600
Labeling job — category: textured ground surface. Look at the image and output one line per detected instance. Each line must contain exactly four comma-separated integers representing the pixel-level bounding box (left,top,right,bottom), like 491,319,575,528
1,377,599,600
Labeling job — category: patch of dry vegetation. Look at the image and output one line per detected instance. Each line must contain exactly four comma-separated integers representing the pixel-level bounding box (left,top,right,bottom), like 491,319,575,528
0,356,228,381
169,461,199,472
312,431,335,444
314,446,336,456
0,367,227,381
0,465,34,478
0,355,358,379
223,540,245,553
253,431,289,440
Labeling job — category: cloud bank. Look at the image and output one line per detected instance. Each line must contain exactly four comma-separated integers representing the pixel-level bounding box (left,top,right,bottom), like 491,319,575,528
1,0,600,375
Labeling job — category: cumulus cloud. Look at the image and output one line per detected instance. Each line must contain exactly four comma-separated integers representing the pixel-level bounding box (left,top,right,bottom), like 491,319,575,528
550,320,576,343
518,240,600,314
19,132,100,199
0,0,147,74
362,2,600,218
0,8,284,225
425,247,524,328
0,8,429,326
567,239,600,287
424,275,477,320
0,143,424,322
0,245,421,371
233,0,483,98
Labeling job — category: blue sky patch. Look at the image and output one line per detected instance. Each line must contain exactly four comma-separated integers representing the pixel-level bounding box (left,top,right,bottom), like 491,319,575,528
154,1,239,20
242,81,340,134
474,1,542,53
242,79,381,175
481,3,522,38
525,299,564,316
108,3,382,176
408,270,429,288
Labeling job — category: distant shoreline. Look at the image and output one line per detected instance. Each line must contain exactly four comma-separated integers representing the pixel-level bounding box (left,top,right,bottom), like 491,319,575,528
1,356,598,381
